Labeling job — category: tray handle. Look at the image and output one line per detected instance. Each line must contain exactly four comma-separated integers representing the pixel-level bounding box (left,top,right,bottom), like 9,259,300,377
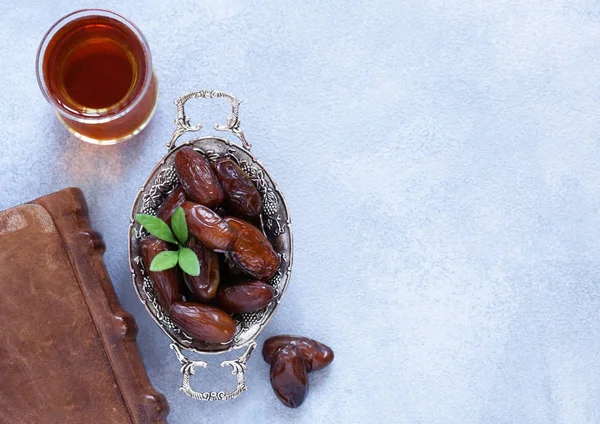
170,342,256,401
166,90,251,151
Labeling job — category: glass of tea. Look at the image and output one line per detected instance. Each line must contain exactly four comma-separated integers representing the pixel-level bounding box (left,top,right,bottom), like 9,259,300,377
36,9,158,145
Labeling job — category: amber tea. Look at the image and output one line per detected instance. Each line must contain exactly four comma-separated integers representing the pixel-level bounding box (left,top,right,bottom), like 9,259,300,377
37,10,157,144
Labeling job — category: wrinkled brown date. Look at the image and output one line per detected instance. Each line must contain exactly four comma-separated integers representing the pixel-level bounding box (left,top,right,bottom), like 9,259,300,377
157,186,188,225
174,147,224,208
225,217,280,279
269,345,309,408
221,253,246,279
263,335,334,372
212,158,262,217
184,237,220,302
169,301,235,344
140,238,182,311
225,216,259,234
217,280,275,314
182,202,236,251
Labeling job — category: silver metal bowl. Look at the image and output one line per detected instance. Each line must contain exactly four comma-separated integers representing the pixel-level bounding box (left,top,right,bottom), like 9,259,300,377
128,91,293,401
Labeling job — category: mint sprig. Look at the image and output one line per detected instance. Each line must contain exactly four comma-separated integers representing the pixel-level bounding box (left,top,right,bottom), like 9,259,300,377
171,206,188,245
136,207,200,277
135,214,177,244
178,247,200,276
149,250,179,271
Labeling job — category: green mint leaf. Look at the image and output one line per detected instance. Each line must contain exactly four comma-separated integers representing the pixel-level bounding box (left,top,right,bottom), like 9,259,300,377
178,247,200,276
149,250,179,272
136,214,177,244
171,207,188,245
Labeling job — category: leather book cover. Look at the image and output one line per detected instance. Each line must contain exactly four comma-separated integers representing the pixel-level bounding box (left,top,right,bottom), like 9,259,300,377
0,188,169,424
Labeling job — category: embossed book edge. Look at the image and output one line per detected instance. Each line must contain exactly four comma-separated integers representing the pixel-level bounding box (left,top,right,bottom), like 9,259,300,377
30,187,169,424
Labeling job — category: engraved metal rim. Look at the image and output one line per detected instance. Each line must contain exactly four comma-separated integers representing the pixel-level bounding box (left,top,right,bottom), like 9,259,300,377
170,342,255,400
127,135,293,355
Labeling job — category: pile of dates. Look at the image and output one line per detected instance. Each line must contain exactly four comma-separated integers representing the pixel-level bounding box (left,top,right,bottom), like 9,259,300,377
140,147,280,344
263,335,334,408
140,147,334,408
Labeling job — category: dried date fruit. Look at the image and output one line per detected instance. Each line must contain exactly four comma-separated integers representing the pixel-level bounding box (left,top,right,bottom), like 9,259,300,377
169,301,235,344
217,280,275,314
269,345,309,408
225,217,280,279
231,232,279,279
263,335,334,372
184,237,220,302
174,147,224,208
221,253,246,279
182,202,236,251
213,206,228,217
213,158,262,217
157,186,188,225
140,238,183,310
224,216,258,234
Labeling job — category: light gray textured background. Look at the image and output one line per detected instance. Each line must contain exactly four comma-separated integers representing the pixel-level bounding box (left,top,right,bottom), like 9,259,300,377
1,0,600,423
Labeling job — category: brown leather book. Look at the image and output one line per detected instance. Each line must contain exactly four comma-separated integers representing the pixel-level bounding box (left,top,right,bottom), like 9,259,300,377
0,188,169,424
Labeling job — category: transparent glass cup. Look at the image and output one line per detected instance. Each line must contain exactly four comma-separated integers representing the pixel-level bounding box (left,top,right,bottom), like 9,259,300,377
36,9,158,145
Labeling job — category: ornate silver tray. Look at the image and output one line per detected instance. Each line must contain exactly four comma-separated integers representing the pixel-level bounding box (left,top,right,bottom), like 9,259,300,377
128,91,293,401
